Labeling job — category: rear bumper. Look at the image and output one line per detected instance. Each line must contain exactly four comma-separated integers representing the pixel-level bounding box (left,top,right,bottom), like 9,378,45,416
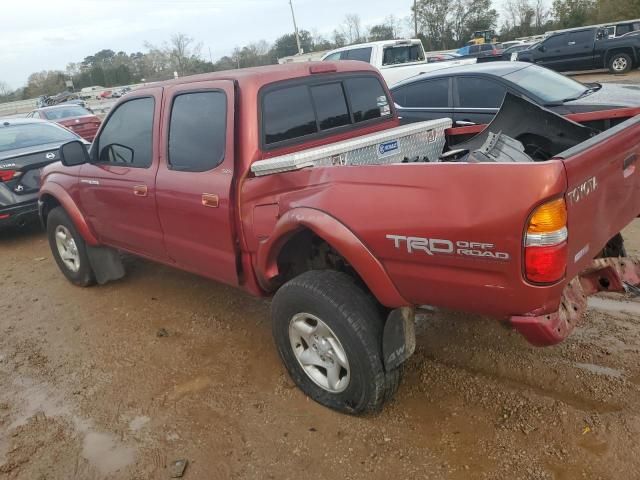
0,200,39,228
510,257,640,346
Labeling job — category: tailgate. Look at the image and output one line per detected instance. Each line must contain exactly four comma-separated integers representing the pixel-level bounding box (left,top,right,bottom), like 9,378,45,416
558,115,640,278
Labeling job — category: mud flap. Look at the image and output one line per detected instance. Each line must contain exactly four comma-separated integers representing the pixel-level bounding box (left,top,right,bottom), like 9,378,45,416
383,307,416,371
87,246,125,285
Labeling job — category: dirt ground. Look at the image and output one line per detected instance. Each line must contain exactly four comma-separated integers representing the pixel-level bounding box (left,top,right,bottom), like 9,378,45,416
0,218,638,480
569,68,640,84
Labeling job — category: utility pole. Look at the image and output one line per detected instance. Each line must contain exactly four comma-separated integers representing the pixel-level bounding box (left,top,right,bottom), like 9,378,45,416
414,0,418,38
289,0,303,55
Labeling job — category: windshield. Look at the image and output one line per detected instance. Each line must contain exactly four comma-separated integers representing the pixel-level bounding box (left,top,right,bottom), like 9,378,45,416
43,106,91,120
503,64,587,103
382,44,425,65
0,123,77,153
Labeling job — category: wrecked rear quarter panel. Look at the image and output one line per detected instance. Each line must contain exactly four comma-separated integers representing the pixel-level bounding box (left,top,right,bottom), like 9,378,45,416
242,160,568,317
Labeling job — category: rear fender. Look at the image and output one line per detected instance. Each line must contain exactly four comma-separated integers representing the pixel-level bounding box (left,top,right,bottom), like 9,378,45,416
39,182,99,246
256,207,408,308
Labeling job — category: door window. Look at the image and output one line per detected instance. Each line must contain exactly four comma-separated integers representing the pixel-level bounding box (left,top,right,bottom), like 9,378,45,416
544,34,567,49
457,77,506,108
168,91,227,172
392,78,449,108
568,30,594,46
96,97,154,167
324,52,342,61
344,48,372,63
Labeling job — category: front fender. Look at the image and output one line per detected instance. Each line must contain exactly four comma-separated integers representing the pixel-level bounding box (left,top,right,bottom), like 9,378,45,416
39,182,99,246
256,207,409,308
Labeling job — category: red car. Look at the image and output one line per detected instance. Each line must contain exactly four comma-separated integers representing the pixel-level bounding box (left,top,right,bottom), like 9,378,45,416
28,105,101,141
39,61,640,414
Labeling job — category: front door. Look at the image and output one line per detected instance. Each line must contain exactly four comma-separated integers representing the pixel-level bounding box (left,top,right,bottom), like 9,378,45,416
79,89,167,260
155,81,239,286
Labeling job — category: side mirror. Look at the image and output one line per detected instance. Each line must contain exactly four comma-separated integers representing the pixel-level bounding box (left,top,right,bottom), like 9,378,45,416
99,143,134,165
60,140,89,167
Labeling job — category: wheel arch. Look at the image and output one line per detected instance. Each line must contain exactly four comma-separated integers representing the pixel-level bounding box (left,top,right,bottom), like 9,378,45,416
256,207,408,308
39,184,99,246
605,47,635,68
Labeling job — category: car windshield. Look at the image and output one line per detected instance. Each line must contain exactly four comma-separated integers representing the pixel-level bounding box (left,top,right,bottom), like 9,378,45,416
43,106,91,120
503,64,587,103
0,123,76,153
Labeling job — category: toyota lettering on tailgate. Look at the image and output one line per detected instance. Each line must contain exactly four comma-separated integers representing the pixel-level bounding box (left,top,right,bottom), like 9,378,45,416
387,235,510,261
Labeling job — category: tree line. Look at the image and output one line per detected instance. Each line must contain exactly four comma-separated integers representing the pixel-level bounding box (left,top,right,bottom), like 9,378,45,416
1,0,640,102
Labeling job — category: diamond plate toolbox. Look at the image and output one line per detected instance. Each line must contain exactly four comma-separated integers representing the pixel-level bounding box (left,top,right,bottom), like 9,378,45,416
251,118,452,176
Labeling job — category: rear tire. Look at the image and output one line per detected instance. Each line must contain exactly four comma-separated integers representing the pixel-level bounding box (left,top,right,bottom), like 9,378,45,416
609,53,632,74
47,207,95,287
271,270,402,414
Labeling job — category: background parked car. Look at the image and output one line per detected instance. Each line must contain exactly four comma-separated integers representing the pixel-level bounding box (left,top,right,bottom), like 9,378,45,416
391,62,640,127
516,26,640,73
0,119,88,229
502,43,534,60
27,105,101,141
426,53,460,63
456,43,503,60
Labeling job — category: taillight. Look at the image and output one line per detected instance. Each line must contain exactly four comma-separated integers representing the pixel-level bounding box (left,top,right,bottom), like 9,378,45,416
524,198,568,284
0,170,18,182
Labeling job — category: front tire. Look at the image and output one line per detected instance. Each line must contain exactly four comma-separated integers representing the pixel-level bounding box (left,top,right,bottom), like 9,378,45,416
271,270,401,414
609,53,632,74
47,207,95,287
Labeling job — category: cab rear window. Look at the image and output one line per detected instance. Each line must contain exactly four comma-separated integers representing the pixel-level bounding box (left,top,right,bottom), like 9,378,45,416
261,75,392,148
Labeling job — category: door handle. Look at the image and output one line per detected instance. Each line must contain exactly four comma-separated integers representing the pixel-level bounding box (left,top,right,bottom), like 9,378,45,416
568,41,576,46
202,193,219,208
133,185,148,197
455,120,477,126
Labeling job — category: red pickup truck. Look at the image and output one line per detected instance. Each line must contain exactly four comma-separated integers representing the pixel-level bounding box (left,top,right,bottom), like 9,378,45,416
39,61,640,414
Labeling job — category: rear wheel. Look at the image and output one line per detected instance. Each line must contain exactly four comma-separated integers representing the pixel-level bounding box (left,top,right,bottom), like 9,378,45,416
609,53,632,74
47,207,95,287
272,270,401,414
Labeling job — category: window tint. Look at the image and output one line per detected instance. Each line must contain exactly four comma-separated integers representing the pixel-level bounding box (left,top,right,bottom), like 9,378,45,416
617,24,631,35
310,83,350,130
457,77,506,108
393,78,449,108
168,91,227,172
344,48,372,63
469,45,481,53
344,77,389,122
382,45,425,65
262,76,391,147
568,30,593,45
97,97,154,167
263,85,317,144
544,34,566,48
481,44,494,51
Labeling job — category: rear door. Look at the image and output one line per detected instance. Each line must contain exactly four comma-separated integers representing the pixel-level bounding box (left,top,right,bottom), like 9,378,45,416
155,80,239,286
392,77,453,124
453,76,507,126
559,116,640,278
79,90,167,260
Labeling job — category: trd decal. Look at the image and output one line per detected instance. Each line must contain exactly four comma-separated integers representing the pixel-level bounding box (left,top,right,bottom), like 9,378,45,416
387,235,510,261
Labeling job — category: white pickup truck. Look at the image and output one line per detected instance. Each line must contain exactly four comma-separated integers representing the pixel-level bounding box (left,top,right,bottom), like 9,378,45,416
321,39,476,87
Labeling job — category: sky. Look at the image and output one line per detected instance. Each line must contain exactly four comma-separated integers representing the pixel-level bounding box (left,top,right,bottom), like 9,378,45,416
0,0,415,89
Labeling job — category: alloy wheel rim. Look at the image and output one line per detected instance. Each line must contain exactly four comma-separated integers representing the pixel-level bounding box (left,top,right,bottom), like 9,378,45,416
289,313,350,393
55,225,80,273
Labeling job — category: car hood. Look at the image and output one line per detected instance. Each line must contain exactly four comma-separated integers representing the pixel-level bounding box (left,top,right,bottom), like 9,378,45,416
564,83,640,110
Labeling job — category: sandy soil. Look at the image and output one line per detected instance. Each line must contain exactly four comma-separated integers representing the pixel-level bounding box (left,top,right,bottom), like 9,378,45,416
569,68,640,85
0,220,639,480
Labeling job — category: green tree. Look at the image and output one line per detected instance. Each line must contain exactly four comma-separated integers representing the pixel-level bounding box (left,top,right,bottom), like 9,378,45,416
270,30,314,59
593,0,640,22
552,0,596,29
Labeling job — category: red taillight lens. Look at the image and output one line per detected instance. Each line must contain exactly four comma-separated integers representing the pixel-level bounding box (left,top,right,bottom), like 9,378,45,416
525,243,568,283
524,198,568,284
0,170,17,182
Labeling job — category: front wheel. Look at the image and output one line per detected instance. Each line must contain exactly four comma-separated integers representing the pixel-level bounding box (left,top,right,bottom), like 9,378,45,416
271,270,401,415
47,207,95,287
609,53,632,74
